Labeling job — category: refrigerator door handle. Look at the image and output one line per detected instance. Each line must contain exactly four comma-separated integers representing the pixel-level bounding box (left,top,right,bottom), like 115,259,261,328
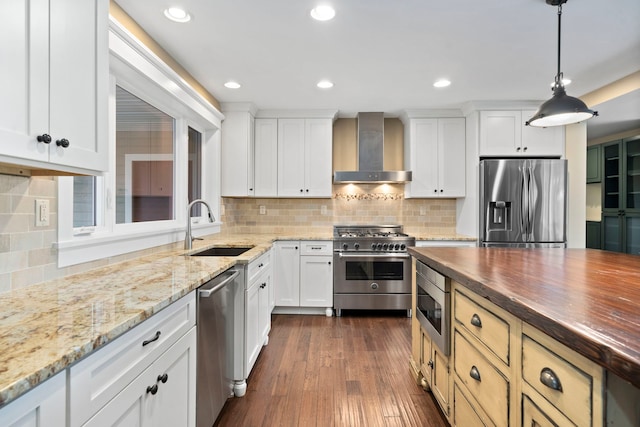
527,164,534,240
520,167,527,238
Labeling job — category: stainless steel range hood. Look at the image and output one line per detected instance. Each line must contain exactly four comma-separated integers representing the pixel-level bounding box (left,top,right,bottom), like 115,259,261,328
333,112,412,184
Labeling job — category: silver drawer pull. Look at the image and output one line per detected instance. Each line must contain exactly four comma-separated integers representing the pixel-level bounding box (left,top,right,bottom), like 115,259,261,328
470,313,482,328
469,365,481,382
539,367,563,392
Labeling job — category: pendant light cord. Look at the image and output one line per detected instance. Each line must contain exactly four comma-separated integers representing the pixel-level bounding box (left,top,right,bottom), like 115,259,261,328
556,3,563,87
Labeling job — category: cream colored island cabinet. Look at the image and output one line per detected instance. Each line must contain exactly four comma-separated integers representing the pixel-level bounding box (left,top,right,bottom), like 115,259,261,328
273,241,333,316
479,110,564,157
277,119,333,197
410,261,623,426
0,0,108,175
400,115,466,198
69,292,197,427
0,372,66,426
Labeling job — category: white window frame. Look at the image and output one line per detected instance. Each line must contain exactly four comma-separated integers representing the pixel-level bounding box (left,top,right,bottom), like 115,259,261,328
57,17,224,267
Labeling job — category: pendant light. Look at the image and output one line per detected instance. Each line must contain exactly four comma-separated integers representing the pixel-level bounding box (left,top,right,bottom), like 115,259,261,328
526,0,598,127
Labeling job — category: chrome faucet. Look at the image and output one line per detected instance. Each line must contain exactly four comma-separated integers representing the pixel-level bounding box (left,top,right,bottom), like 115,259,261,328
185,199,215,250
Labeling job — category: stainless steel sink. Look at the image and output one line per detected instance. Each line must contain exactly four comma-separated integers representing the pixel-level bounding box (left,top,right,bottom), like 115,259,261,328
189,247,253,257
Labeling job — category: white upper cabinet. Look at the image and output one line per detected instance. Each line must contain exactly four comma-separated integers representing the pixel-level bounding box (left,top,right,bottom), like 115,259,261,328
278,118,332,198
403,116,466,198
221,108,255,197
254,118,278,197
0,0,108,174
479,110,564,157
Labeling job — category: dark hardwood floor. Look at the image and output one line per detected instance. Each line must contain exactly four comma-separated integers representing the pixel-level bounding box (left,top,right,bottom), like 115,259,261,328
214,312,449,427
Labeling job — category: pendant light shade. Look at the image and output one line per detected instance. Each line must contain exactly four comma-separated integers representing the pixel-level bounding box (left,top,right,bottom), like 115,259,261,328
526,0,597,127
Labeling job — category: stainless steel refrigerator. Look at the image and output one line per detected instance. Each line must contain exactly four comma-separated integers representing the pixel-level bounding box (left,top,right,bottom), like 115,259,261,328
479,159,567,247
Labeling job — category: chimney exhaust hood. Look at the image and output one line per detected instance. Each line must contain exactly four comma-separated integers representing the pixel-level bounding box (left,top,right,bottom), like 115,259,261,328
333,112,412,184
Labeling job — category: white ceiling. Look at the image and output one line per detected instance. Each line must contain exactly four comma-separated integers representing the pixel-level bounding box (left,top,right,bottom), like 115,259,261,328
115,0,640,136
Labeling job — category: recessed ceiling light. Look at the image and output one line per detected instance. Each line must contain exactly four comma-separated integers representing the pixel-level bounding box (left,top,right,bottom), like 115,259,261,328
164,7,191,23
317,80,334,89
310,5,336,21
224,81,241,89
433,79,451,88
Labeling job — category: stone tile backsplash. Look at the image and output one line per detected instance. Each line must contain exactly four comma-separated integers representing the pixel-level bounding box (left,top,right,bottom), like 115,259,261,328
222,183,457,235
0,176,456,294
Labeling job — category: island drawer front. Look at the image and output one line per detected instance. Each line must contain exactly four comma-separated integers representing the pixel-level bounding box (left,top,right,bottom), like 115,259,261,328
300,240,332,256
453,383,496,427
522,332,598,427
522,394,574,427
454,289,511,366
69,292,196,427
454,331,509,427
248,250,271,283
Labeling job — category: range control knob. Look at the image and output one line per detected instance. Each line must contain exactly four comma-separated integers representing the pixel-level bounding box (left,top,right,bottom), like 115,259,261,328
400,244,406,250
376,243,383,250
382,243,389,250
394,244,400,250
371,243,376,250
354,243,360,250
342,243,349,250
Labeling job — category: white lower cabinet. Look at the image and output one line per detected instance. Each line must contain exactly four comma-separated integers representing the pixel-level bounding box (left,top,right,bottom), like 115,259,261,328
70,292,196,427
245,267,271,376
274,241,333,316
0,371,66,427
83,327,196,427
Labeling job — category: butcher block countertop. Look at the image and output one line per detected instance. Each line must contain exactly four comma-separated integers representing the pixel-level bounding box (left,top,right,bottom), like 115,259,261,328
408,247,640,388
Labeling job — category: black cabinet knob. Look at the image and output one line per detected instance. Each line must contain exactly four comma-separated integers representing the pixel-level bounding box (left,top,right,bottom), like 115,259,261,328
157,373,168,384
56,138,70,148
37,134,52,144
146,384,158,395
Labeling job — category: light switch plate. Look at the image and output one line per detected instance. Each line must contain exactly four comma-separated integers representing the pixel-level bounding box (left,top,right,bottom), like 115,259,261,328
259,205,266,215
35,199,49,227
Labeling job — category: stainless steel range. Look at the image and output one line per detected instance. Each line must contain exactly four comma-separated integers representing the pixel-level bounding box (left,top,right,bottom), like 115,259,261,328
333,225,415,316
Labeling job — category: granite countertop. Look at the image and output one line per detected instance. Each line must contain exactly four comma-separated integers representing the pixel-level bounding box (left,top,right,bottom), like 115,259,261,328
408,247,640,388
0,227,471,407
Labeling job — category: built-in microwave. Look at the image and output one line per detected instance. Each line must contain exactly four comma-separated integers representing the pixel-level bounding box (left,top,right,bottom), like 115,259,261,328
415,260,451,355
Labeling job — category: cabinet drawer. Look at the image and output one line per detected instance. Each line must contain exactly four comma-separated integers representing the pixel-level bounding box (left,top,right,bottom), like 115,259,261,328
300,240,332,256
248,250,271,283
522,394,574,427
453,383,495,427
454,331,509,427
454,289,511,366
69,292,196,427
522,332,600,427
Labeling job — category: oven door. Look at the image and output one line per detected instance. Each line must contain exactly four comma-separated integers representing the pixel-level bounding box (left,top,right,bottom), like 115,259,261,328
333,252,411,293
415,271,450,355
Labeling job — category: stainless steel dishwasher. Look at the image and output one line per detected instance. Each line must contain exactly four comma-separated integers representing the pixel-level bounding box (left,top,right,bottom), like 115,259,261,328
196,268,241,427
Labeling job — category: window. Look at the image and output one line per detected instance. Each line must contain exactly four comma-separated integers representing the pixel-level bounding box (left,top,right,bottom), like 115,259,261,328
57,23,223,267
188,126,202,216
114,86,175,223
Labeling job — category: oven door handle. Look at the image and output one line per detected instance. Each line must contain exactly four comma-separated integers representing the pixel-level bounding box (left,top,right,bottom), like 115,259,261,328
337,252,411,259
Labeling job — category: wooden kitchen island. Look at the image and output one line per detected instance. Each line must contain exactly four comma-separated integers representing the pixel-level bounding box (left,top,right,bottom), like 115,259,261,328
408,247,640,426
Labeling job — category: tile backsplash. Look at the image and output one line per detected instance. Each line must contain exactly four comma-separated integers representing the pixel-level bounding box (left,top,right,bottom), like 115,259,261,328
0,177,456,294
222,183,457,235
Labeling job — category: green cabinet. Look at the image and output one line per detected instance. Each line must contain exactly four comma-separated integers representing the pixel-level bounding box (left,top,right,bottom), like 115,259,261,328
586,145,602,183
601,136,640,255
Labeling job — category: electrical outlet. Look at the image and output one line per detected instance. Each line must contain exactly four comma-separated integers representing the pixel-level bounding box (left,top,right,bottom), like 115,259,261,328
259,205,266,215
321,205,327,215
35,199,49,227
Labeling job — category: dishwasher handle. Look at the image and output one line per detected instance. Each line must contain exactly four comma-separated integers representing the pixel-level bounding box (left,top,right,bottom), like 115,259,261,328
198,270,239,298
